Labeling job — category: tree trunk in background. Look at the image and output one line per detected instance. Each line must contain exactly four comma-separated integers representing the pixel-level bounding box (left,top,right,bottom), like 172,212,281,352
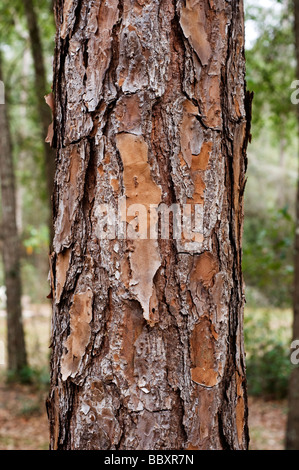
0,55,27,372
47,0,251,450
23,0,55,243
286,0,299,451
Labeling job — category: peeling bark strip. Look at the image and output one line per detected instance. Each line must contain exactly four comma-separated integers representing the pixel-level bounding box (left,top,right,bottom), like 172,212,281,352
47,0,252,450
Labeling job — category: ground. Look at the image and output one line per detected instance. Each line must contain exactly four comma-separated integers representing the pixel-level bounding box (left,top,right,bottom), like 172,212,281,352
248,396,287,450
0,301,51,450
0,302,290,450
0,381,49,450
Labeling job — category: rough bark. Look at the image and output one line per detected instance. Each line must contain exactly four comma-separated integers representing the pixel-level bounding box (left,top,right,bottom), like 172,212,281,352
0,54,27,372
23,0,56,243
286,0,299,451
47,0,252,450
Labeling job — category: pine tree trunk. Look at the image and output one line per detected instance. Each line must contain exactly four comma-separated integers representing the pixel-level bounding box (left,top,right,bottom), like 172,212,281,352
286,0,299,451
47,0,252,450
0,55,27,372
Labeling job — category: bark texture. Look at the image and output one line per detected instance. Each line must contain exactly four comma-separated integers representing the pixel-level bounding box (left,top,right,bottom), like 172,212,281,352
0,56,27,372
48,0,252,450
286,0,299,451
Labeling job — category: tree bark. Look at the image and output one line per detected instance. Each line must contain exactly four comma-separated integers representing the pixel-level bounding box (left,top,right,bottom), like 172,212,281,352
286,0,299,451
0,54,27,372
47,0,251,450
23,0,56,243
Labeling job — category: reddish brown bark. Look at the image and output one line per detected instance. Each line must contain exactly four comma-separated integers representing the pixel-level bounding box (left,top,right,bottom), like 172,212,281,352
47,0,251,450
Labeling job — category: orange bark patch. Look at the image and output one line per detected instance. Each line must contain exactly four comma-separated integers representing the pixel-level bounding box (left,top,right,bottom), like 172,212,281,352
45,122,54,146
206,76,221,127
191,367,218,388
61,289,93,381
236,372,245,447
116,133,162,323
180,0,212,66
45,92,55,114
190,317,219,387
129,239,161,325
97,165,104,177
116,133,162,239
118,76,125,88
198,391,214,441
45,93,55,146
183,99,198,115
116,133,161,208
110,177,119,192
233,95,241,119
191,141,212,171
190,252,218,289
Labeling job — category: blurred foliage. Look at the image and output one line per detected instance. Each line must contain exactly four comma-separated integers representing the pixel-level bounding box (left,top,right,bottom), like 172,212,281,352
0,0,55,303
243,0,296,399
244,0,297,308
245,0,297,143
23,224,50,255
6,364,50,387
244,308,293,399
243,207,295,307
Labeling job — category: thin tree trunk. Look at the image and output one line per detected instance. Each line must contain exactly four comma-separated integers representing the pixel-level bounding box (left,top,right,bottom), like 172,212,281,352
286,0,299,451
0,54,27,372
23,0,55,243
278,132,286,207
47,0,252,450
